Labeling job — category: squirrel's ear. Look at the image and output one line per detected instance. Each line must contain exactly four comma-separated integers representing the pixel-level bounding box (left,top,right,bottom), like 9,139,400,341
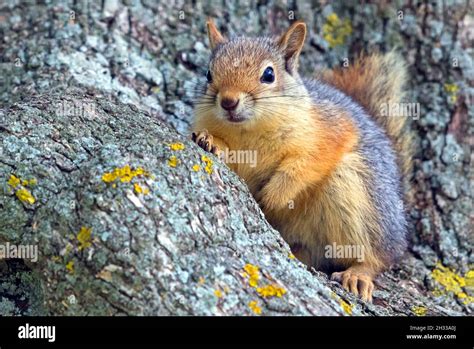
207,19,226,50
277,21,306,74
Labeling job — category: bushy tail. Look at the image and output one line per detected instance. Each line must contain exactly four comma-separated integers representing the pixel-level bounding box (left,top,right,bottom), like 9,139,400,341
321,51,413,191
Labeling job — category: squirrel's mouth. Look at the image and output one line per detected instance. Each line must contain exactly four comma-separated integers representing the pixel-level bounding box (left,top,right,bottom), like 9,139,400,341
226,110,247,123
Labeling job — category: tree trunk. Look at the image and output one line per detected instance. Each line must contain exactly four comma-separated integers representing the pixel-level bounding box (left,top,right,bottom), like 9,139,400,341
0,0,471,316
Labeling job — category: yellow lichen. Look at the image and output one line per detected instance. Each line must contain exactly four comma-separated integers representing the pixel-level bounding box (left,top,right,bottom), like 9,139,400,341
412,305,427,316
7,174,21,188
134,183,150,195
102,165,152,196
102,172,115,183
444,83,459,94
243,264,260,288
214,289,223,298
331,292,353,315
168,156,179,168
192,164,201,172
322,13,352,48
8,174,37,204
248,300,262,315
288,253,295,259
431,263,474,305
8,174,36,188
249,278,258,288
257,284,287,298
242,264,287,299
444,83,459,103
102,165,149,183
466,270,474,289
169,142,185,151
201,155,213,174
66,260,74,274
26,178,37,186
77,226,92,251
340,299,353,315
15,188,35,204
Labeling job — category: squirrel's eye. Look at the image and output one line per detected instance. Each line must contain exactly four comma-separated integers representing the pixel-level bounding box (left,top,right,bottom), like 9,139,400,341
260,67,275,84
206,70,212,83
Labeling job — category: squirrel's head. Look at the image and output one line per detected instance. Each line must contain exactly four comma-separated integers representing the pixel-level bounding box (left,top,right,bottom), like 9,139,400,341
195,20,310,126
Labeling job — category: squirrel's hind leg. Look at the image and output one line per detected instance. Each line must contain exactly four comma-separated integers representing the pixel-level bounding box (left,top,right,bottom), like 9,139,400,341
331,263,377,302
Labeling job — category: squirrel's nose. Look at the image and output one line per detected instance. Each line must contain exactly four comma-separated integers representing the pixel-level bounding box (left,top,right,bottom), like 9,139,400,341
221,98,239,111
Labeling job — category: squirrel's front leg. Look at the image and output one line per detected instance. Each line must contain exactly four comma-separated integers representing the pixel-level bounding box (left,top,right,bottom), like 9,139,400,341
192,129,228,156
258,155,315,211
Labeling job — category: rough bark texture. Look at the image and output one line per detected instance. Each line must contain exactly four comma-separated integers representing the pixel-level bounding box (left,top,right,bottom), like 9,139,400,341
0,1,472,316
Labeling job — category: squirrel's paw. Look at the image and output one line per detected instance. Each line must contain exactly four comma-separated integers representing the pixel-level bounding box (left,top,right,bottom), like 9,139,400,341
257,188,288,211
257,177,293,211
192,129,220,155
331,267,375,303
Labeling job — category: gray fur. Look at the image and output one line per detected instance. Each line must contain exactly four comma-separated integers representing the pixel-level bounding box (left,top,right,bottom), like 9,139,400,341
304,79,408,263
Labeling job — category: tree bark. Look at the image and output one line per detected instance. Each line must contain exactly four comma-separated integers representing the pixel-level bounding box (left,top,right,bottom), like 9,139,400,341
0,0,472,316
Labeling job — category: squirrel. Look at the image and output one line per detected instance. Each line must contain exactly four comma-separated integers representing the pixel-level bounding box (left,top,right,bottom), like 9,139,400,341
192,19,412,302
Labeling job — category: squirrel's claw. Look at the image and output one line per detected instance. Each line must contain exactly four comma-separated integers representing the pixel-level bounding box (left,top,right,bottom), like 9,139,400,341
192,129,220,155
331,267,375,303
